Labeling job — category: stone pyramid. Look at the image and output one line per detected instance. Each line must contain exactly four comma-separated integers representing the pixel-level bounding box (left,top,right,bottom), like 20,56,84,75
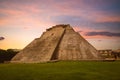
11,24,101,63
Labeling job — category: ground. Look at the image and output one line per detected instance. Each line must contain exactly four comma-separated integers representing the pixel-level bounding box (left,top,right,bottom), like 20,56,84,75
0,61,120,80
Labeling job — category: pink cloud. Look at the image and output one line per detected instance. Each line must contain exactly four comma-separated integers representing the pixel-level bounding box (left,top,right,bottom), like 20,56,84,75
73,26,120,39
95,15,120,23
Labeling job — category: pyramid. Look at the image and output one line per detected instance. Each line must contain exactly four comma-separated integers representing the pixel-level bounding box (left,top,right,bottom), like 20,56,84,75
11,24,101,63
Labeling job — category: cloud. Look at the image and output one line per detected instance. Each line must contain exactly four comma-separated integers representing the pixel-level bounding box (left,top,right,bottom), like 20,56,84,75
85,31,120,37
98,40,102,42
0,37,5,40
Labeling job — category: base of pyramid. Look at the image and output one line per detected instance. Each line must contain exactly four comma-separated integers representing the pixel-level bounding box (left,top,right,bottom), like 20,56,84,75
11,59,104,63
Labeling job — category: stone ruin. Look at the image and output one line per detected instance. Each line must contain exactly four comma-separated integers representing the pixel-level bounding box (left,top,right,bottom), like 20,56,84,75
11,24,101,63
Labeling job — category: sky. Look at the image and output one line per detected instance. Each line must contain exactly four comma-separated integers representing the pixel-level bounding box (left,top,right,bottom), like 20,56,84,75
0,0,120,50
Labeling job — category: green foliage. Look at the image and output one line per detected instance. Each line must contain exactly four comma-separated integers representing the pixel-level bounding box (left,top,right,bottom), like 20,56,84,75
0,61,120,80
0,49,19,63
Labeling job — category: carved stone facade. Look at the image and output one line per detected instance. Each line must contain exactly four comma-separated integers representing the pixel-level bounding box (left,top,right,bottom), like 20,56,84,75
11,24,101,63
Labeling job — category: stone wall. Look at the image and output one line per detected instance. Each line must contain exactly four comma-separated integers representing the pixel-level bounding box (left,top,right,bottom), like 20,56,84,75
57,26,100,60
11,26,66,63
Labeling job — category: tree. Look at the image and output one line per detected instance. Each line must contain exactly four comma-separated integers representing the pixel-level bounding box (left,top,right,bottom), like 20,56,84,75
0,49,19,63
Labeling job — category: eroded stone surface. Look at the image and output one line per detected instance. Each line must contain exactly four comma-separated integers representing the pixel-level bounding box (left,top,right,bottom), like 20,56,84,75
11,24,101,63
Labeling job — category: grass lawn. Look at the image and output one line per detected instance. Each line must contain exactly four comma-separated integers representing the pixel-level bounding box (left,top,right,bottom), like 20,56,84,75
0,61,120,80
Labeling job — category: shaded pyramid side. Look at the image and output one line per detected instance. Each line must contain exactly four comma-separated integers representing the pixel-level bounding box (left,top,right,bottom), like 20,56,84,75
51,26,101,60
11,26,66,63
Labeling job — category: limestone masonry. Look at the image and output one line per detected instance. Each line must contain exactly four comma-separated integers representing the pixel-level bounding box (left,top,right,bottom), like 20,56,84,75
11,24,101,63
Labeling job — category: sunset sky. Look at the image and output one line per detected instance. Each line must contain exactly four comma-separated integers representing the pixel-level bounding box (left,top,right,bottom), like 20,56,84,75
0,0,120,50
